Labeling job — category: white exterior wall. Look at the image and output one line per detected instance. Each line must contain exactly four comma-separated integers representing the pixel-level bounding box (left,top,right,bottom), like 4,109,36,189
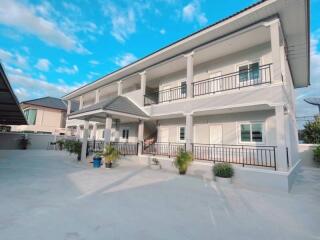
157,43,273,91
157,110,276,145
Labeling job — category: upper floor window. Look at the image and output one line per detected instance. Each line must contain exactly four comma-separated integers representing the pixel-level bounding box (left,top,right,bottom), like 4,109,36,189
239,62,260,82
181,81,186,95
24,109,37,125
240,122,264,143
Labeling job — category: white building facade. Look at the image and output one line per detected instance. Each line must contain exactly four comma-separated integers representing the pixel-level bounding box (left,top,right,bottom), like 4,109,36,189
63,0,310,189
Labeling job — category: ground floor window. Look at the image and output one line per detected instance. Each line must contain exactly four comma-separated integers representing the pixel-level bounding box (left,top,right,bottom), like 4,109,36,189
122,129,129,140
240,122,263,143
178,126,185,141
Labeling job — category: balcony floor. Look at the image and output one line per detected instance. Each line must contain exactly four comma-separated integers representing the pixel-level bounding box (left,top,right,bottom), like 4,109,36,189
0,150,319,240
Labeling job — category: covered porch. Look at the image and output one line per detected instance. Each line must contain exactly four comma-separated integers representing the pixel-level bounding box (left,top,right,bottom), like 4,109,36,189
68,96,149,161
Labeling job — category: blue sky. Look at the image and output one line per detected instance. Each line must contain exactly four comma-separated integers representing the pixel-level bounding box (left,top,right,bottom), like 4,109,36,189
0,0,318,119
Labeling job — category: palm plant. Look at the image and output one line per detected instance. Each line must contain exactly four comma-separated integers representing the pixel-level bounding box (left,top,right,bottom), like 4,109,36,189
102,145,120,168
174,150,193,175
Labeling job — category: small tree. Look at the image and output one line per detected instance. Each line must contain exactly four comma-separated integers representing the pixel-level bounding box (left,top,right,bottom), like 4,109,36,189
302,116,320,144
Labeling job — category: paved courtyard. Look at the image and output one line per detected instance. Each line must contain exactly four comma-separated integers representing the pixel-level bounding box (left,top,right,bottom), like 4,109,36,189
0,150,319,240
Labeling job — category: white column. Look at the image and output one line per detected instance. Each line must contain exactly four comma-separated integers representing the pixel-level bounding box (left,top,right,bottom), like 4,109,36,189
81,120,89,161
185,113,193,152
114,119,120,142
184,52,194,99
138,120,144,155
79,95,83,110
139,71,146,105
92,123,97,140
104,116,112,146
275,105,288,171
95,89,100,104
67,100,71,114
76,125,81,138
117,80,123,96
269,19,282,82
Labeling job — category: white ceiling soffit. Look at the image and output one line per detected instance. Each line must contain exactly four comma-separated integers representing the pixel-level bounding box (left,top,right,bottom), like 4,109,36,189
63,0,309,100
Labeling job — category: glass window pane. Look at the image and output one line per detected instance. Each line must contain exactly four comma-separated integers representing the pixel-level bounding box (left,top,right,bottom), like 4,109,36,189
241,124,251,142
181,81,186,95
180,127,185,141
249,62,259,80
239,65,248,82
252,123,263,142
122,130,125,138
27,109,37,125
126,130,129,139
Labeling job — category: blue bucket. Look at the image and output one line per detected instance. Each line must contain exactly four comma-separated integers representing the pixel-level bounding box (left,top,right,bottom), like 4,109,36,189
93,156,102,168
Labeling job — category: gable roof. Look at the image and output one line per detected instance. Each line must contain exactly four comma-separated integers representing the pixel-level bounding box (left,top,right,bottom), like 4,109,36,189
0,63,27,125
21,96,77,111
69,96,148,118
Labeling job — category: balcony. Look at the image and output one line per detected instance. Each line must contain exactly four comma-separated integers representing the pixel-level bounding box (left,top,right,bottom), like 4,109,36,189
144,64,272,106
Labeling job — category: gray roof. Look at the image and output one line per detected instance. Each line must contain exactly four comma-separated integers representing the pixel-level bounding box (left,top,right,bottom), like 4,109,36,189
0,63,27,125
21,96,78,112
69,96,148,118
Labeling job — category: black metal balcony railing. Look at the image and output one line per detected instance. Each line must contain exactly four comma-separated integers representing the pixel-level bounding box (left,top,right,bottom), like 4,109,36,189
193,64,272,97
143,142,277,170
144,85,186,106
192,143,276,170
110,142,139,155
144,64,272,106
87,141,138,155
143,142,186,157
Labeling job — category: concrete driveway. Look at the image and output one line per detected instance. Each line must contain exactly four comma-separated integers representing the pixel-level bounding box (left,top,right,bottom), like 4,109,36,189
0,150,319,240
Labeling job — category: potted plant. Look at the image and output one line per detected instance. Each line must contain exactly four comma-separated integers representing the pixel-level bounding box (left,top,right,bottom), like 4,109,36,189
102,145,120,168
212,163,234,184
93,152,102,168
56,139,64,150
19,136,30,150
173,150,193,175
64,140,82,161
313,145,320,163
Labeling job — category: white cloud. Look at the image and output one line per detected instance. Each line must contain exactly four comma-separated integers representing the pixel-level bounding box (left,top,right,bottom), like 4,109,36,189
62,2,81,14
114,53,137,67
56,65,79,75
160,28,166,35
87,71,100,80
0,48,28,68
0,0,90,54
102,2,136,43
295,31,320,120
182,0,208,26
6,64,86,101
89,60,100,66
35,58,51,71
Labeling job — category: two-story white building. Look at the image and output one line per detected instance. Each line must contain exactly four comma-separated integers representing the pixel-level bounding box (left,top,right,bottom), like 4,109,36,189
63,0,309,189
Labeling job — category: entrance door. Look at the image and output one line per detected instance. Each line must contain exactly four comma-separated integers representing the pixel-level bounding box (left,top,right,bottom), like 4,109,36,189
209,71,222,93
159,127,169,142
209,125,223,161
210,125,222,144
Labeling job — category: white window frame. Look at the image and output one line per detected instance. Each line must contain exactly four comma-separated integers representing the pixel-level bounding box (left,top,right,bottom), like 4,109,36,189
121,128,130,141
236,59,262,84
237,121,265,145
177,126,186,142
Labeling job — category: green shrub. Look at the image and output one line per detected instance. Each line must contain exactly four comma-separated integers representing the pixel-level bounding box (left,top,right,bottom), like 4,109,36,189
213,163,234,178
313,145,320,162
64,140,82,160
56,139,64,150
174,150,193,175
302,117,320,144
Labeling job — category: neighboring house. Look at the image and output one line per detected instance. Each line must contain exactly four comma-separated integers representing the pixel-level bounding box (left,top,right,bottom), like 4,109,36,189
63,0,309,180
11,97,74,135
